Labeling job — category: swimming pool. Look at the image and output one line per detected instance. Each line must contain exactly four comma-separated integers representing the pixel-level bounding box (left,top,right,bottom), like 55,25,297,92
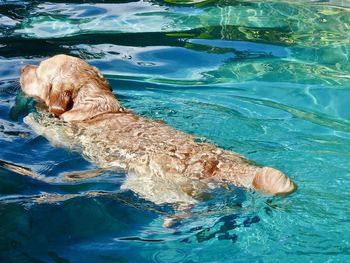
1,0,349,262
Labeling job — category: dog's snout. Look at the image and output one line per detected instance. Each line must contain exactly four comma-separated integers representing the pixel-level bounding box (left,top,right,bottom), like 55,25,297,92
21,65,31,74
21,64,37,74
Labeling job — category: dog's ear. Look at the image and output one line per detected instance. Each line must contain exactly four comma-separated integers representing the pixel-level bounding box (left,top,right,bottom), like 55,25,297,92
60,89,125,122
45,83,73,117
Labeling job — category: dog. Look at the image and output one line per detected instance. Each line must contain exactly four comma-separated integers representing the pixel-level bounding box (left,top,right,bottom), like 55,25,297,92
20,54,296,206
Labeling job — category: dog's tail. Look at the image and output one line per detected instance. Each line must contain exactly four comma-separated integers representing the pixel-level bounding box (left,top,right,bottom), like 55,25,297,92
252,167,296,196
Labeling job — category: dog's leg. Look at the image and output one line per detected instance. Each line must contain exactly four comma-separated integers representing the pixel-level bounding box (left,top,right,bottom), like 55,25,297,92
163,203,195,228
24,113,76,149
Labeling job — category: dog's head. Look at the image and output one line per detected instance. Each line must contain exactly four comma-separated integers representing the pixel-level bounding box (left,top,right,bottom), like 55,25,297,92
20,54,124,121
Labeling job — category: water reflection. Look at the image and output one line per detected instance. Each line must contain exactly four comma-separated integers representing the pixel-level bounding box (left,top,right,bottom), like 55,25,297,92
2,0,349,86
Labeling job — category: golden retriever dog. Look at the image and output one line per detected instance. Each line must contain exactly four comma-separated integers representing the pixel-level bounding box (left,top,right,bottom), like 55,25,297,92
20,54,296,206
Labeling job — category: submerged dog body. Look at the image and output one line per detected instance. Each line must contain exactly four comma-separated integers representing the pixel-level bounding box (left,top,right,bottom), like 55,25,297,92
20,54,295,204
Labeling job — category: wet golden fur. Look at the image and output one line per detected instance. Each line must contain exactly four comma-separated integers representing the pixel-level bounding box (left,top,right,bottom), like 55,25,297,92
20,54,296,205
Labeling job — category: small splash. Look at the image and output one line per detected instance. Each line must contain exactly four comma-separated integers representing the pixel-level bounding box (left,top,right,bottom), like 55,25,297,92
153,248,187,263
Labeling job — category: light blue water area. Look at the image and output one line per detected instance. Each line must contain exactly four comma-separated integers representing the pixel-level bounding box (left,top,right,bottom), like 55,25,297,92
1,0,350,262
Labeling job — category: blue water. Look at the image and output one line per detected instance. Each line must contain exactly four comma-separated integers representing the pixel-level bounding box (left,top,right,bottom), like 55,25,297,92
1,0,350,262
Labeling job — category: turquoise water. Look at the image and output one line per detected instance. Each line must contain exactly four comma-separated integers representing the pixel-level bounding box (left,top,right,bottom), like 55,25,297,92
1,0,350,262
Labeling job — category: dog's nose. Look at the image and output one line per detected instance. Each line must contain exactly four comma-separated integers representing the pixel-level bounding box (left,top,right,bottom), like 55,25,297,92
21,64,38,74
21,65,28,74
21,64,35,73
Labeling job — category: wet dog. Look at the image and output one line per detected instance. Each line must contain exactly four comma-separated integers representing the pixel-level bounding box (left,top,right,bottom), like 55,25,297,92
20,54,296,205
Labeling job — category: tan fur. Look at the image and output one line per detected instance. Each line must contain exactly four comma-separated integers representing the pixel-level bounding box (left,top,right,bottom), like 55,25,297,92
20,54,125,121
20,54,296,204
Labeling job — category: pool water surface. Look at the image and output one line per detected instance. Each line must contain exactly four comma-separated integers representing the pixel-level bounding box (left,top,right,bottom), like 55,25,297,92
1,0,350,262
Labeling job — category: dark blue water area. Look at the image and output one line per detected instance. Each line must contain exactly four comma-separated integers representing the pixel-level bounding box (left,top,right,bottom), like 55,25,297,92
1,0,350,262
